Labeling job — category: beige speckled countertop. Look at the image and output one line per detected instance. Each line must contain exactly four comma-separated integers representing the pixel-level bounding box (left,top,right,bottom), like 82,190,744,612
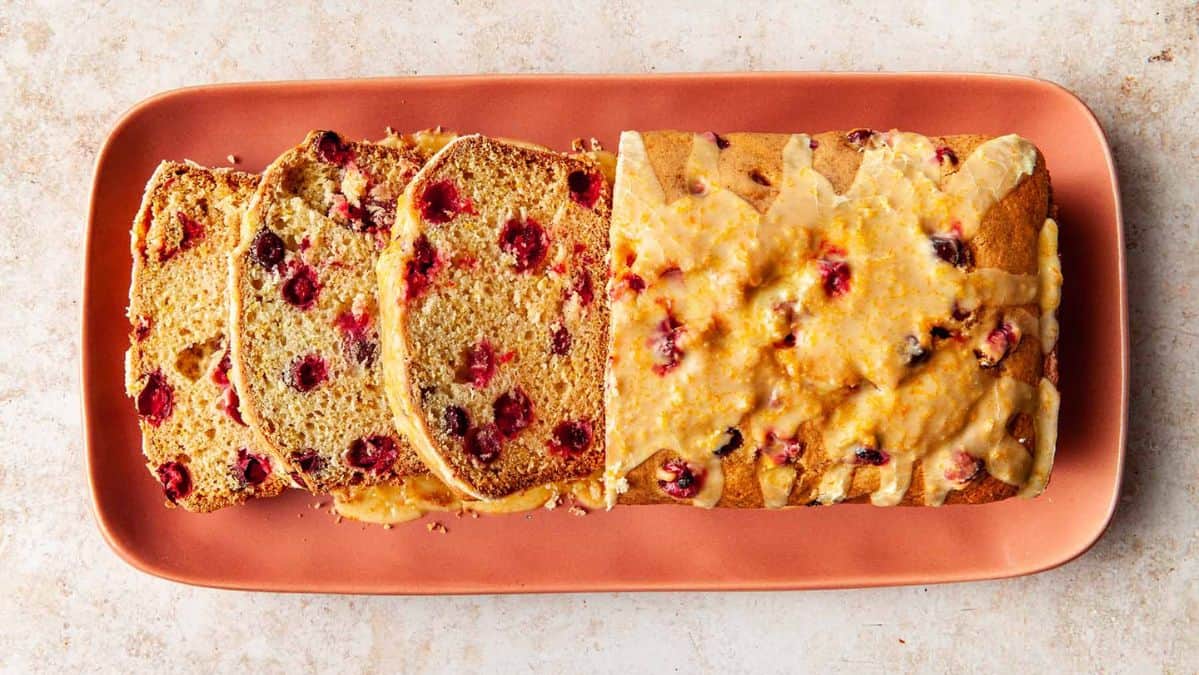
1,1,1196,672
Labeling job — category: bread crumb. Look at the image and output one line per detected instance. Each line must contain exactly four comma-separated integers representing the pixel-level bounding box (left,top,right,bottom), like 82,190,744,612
311,501,324,509
469,511,479,519
427,521,448,534
543,493,563,510
335,516,343,524
568,505,588,517
297,513,303,518
382,523,393,530
1148,47,1174,63
226,154,239,164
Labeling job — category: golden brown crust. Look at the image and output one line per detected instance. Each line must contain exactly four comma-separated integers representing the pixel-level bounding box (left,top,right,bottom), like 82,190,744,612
615,130,1054,508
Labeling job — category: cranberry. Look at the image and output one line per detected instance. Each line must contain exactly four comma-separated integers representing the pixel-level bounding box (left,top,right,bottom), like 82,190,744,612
712,427,743,457
976,321,1021,368
345,435,399,473
904,335,931,366
945,450,984,483
571,271,594,306
935,146,959,166
656,459,704,499
155,461,192,503
550,323,572,356
335,311,376,366
818,258,851,298
136,370,174,427
418,179,472,224
133,316,152,341
329,193,365,224
235,449,272,486
313,131,354,167
218,386,245,425
281,264,319,309
567,170,602,209
288,354,328,392
499,217,548,272
211,352,232,386
465,424,502,464
931,326,953,340
404,235,440,300
650,313,684,376
548,420,592,458
443,405,469,437
809,138,820,150
363,197,396,232
175,211,205,252
493,388,534,437
853,446,890,466
250,229,285,269
466,339,498,388
931,236,973,268
763,434,804,465
845,128,877,147
615,273,646,299
290,449,324,474
701,131,730,149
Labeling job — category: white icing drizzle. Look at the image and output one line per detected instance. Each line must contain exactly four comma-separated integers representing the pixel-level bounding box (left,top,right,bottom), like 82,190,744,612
605,130,1049,508
1039,218,1062,354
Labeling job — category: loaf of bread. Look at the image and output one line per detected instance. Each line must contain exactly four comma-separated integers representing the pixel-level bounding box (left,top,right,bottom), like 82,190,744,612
228,131,429,494
604,130,1061,508
125,161,288,511
377,135,611,500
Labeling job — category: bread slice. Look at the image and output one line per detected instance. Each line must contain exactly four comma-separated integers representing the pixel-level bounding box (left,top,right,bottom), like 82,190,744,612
377,135,611,500
125,161,288,511
228,131,428,494
605,130,1060,508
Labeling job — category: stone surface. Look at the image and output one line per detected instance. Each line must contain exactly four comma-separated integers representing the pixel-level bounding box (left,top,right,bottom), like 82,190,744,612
0,1,1196,672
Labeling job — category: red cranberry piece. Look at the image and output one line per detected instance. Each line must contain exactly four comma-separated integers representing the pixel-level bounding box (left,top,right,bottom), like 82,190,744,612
499,217,548,272
175,211,205,252
218,386,246,425
345,435,399,473
571,271,594,306
235,449,272,486
155,461,192,503
133,316,152,341
931,236,973,268
281,264,319,309
568,170,603,209
212,352,232,386
443,405,470,437
614,273,646,299
650,313,684,376
809,138,820,150
712,427,743,457
853,446,890,466
763,434,804,466
466,339,498,388
550,323,572,356
290,449,324,475
465,423,502,465
288,354,328,392
250,229,285,269
329,193,365,224
136,371,174,427
701,131,730,149
313,131,354,167
945,450,984,483
976,321,1022,368
935,146,959,166
656,459,704,499
493,388,534,438
548,420,592,458
418,179,472,224
818,258,851,298
846,128,877,147
404,234,440,300
335,311,376,366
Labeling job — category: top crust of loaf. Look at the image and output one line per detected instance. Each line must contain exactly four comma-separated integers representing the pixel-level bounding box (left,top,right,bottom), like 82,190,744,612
126,160,288,512
377,135,611,500
229,131,428,494
608,130,1057,508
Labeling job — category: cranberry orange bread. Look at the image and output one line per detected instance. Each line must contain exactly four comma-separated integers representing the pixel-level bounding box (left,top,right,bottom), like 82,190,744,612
605,130,1061,508
228,131,427,494
377,135,611,500
125,161,288,511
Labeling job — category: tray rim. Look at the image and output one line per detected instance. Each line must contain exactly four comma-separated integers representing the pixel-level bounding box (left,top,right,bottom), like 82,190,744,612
82,71,1128,594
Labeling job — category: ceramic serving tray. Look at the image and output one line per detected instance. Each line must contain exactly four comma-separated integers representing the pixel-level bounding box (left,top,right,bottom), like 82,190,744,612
83,73,1126,593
